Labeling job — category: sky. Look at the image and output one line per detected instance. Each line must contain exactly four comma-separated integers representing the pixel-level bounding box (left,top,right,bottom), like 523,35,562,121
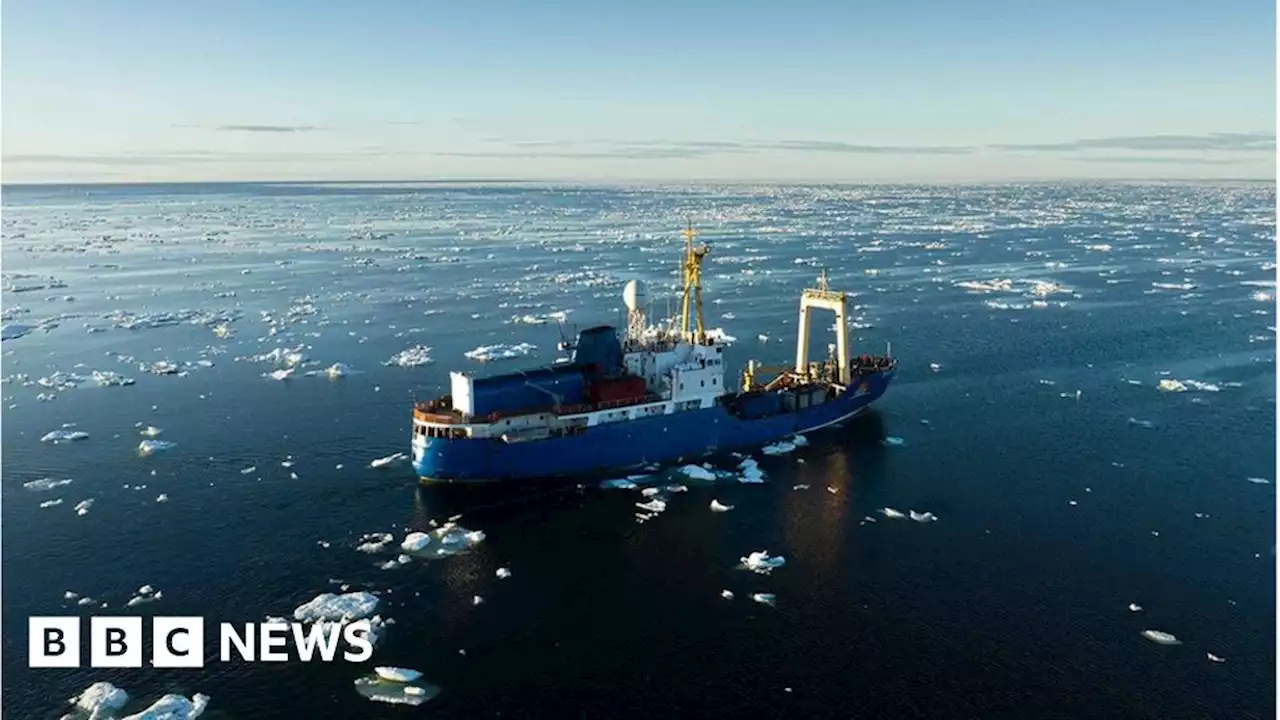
2,0,1276,183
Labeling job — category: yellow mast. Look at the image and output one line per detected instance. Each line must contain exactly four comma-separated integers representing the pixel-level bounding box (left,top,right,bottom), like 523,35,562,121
679,219,709,343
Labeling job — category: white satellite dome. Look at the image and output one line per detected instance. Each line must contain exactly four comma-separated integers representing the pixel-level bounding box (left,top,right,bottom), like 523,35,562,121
623,279,647,312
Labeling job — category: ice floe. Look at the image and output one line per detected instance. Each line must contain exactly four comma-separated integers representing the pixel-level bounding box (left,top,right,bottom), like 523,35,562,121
385,345,433,367
400,532,431,552
1207,652,1226,663
496,567,512,579
883,436,905,446
679,464,717,482
74,499,94,516
636,498,667,513
354,674,440,706
710,499,734,512
374,666,423,682
138,440,177,456
761,440,797,455
465,342,536,362
25,477,73,491
41,429,90,443
737,457,766,483
721,590,735,599
1128,603,1143,612
1141,630,1181,645
909,510,938,522
357,533,395,553
118,693,210,720
751,593,776,606
1246,477,1271,485
370,452,407,468
325,362,353,379
294,591,380,622
1,323,33,341
70,682,131,716
739,551,787,574
41,499,64,508
879,507,906,519
599,477,639,489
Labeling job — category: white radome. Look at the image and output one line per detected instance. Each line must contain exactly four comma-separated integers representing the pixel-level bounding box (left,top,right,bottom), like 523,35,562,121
623,279,647,312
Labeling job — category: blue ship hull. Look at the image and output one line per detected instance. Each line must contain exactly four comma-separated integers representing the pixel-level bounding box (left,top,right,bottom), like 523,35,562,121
413,368,895,482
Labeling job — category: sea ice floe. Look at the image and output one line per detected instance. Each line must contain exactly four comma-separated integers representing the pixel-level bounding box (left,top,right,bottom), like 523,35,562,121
91,370,136,387
740,551,787,574
465,342,537,362
41,429,90,443
883,436,905,446
265,368,294,381
138,440,177,456
41,499,64,508
636,498,667,513
353,674,440,706
751,593,776,606
24,477,73,491
1128,603,1143,612
1141,630,1181,645
70,681,130,716
737,457,766,483
1,323,33,341
909,510,938,522
879,507,906,519
761,440,796,455
1207,652,1226,663
679,464,717,482
1246,477,1271,485
74,499,94,516
140,426,163,437
117,692,210,720
293,591,380,622
385,345,433,367
599,478,639,490
710,499,734,512
496,567,512,579
401,532,431,553
357,533,395,553
126,589,163,607
374,666,423,682
370,452,406,468
325,362,353,379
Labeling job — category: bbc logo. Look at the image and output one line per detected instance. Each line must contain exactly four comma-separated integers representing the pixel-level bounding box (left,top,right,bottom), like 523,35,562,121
30,617,204,668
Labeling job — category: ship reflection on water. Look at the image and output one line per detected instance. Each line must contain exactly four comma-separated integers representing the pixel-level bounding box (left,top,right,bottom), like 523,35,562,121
780,410,890,580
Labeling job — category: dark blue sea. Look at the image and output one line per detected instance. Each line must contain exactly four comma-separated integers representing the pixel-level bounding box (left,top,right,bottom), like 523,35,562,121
2,181,1275,719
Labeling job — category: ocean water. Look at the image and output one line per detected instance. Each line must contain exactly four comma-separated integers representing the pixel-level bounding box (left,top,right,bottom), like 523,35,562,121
1,181,1275,719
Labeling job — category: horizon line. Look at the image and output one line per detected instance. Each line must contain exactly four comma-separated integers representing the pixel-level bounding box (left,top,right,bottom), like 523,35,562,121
2,176,1275,189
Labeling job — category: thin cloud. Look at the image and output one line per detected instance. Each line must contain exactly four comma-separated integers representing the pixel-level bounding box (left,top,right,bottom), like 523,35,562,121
994,132,1274,153
3,150,373,165
458,138,970,159
216,124,324,133
1068,155,1249,165
767,140,974,155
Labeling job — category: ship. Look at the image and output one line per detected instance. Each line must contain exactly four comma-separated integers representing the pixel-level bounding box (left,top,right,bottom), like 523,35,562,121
411,222,897,482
